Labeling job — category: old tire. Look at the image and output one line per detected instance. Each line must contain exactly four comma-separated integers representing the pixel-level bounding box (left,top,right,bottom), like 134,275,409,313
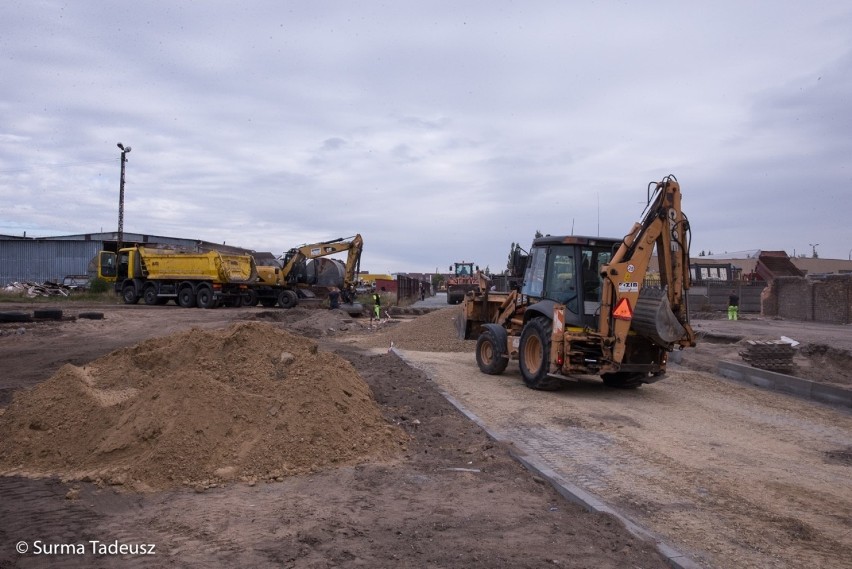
177,286,196,308
518,317,562,390
143,285,159,306
122,285,139,304
0,311,32,323
33,309,63,320
78,312,104,320
601,372,645,389
278,290,298,309
476,328,509,375
196,286,216,309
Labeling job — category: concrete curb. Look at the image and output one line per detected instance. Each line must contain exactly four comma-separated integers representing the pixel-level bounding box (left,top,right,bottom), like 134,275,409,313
717,361,852,409
391,349,701,569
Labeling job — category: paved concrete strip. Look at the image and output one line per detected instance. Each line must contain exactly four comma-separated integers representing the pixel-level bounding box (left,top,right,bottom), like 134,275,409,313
717,360,852,408
398,350,702,569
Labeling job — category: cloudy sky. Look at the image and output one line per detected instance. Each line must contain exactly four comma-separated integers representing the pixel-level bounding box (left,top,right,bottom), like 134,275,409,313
2,1,850,273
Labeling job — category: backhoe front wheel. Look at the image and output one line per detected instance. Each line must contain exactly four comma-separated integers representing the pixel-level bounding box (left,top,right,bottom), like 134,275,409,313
518,317,562,390
476,329,508,375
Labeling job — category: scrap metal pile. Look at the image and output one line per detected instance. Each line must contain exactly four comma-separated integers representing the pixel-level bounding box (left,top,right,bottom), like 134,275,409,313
1,281,74,297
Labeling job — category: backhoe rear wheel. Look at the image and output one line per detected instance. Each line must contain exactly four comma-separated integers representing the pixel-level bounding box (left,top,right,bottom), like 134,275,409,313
518,317,562,390
476,329,508,375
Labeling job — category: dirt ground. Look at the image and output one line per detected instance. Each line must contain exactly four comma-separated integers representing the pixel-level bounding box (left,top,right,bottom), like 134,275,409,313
0,302,669,569
378,311,852,569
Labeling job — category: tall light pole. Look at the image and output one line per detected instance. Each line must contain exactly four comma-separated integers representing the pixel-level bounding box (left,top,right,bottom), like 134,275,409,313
117,142,131,251
809,243,819,258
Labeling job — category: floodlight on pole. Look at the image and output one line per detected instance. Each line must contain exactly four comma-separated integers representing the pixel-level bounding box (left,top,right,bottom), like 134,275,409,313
117,142,131,251
809,243,819,258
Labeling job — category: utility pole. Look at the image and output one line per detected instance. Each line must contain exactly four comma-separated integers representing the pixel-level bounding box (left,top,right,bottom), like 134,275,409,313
117,142,131,251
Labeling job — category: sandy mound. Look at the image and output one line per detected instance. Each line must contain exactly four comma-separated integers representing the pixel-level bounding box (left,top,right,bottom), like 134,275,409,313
357,307,476,352
0,322,406,491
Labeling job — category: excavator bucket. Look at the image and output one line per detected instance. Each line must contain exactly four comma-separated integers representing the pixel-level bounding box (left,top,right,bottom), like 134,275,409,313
340,302,365,316
631,288,687,347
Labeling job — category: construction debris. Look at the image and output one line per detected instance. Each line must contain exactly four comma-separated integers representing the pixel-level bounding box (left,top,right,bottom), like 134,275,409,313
2,281,73,298
739,340,795,373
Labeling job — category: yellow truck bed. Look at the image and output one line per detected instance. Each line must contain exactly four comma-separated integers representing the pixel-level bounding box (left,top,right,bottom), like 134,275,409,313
138,248,256,283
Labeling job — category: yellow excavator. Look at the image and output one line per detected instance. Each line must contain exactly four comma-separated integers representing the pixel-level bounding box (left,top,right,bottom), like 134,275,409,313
251,234,364,315
458,175,695,389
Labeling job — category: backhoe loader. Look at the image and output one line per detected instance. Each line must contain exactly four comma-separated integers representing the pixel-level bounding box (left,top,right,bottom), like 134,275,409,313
458,175,695,389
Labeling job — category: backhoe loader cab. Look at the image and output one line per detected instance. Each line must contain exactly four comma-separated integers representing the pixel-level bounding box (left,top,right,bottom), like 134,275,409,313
521,236,616,329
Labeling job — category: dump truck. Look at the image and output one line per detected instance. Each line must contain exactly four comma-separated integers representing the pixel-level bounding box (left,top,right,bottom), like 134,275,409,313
458,175,696,389
250,234,364,315
98,246,257,308
446,261,480,304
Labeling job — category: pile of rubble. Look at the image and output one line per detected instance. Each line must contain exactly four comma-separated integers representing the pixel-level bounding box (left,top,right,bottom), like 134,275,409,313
2,281,73,297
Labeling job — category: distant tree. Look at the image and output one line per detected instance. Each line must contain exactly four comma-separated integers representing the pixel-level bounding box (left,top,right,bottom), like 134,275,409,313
506,242,517,272
432,274,444,290
699,250,706,257
535,230,543,238
483,265,491,276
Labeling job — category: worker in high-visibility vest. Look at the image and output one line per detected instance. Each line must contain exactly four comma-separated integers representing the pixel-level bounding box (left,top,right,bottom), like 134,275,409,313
727,290,739,320
371,289,381,319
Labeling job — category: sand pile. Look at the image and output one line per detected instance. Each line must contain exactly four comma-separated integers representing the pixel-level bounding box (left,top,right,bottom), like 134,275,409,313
358,307,476,352
0,322,405,491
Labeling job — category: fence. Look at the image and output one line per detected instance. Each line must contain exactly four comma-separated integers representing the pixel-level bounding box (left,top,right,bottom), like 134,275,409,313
686,281,764,314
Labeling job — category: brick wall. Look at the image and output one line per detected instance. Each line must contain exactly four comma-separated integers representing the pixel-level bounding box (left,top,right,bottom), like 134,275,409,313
769,275,852,324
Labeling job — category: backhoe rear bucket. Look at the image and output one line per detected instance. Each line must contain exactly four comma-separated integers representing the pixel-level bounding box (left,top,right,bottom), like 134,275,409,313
632,288,687,347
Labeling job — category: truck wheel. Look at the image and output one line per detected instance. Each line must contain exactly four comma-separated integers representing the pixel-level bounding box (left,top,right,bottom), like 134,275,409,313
196,286,216,309
122,285,139,304
476,329,508,375
143,285,159,306
519,317,562,390
242,289,258,307
601,372,645,389
177,286,196,308
278,290,298,309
